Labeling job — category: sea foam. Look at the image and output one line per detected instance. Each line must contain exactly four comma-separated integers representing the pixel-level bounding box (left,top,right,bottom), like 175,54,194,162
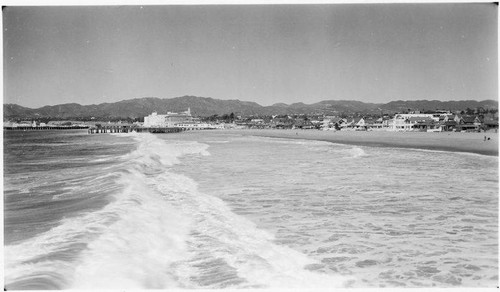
6,133,351,289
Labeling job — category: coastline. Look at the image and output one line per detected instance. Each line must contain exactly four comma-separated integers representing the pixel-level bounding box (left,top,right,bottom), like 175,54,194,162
223,129,499,156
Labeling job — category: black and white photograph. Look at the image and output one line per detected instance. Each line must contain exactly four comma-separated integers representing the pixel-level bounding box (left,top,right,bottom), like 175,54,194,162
3,1,498,289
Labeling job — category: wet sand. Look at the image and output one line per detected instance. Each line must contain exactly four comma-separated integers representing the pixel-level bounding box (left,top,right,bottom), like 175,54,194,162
226,129,499,156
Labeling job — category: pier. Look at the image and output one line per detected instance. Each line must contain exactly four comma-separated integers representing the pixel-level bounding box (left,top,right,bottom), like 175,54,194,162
133,127,183,133
4,125,206,134
87,125,183,134
4,126,89,131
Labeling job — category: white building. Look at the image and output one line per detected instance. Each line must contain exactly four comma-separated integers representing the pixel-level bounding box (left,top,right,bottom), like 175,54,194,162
143,108,193,127
391,113,438,131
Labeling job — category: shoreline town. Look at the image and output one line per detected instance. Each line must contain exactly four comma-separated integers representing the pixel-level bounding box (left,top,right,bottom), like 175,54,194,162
4,107,498,156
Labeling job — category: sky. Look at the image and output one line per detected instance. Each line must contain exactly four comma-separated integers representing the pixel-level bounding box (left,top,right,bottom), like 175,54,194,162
3,3,498,108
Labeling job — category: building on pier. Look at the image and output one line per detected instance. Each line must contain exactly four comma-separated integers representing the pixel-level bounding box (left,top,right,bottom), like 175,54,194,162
174,122,225,130
143,108,193,127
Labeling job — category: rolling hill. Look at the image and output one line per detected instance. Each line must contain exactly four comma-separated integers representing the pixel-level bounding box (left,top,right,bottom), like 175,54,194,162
3,96,498,120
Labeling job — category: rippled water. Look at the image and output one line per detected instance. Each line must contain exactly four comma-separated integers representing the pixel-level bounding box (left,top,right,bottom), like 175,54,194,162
174,132,499,288
4,130,498,289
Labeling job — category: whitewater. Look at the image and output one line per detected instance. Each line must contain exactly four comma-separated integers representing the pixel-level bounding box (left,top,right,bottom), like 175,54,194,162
4,130,498,288
4,131,350,289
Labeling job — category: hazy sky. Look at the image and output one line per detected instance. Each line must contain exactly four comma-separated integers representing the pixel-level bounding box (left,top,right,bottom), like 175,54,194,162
3,3,498,108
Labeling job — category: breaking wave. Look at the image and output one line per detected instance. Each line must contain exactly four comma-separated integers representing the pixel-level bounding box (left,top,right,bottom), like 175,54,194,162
5,133,350,289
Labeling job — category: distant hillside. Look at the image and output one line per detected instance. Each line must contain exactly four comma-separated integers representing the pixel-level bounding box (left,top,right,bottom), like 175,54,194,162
4,96,278,120
3,96,498,120
380,100,499,113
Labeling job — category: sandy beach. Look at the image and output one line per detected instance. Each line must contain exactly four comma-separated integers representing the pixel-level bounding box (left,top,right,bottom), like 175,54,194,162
224,129,499,156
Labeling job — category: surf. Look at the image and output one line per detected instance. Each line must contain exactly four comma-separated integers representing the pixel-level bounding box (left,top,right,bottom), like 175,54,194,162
5,133,351,289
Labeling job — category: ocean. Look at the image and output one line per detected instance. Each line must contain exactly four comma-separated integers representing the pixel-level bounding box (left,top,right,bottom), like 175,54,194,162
3,130,498,289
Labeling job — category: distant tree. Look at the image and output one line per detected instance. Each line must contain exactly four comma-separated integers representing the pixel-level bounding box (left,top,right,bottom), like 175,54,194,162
37,117,52,124
476,107,486,114
208,114,219,122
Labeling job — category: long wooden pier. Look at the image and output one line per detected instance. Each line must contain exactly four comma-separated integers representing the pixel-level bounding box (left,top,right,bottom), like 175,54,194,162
88,125,183,134
133,127,183,133
4,126,89,131
4,125,195,134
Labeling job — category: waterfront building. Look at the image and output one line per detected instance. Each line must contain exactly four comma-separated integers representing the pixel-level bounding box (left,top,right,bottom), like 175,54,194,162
371,117,389,130
454,115,481,132
354,117,366,130
321,116,345,131
251,118,265,124
441,120,458,132
321,116,334,130
14,121,34,127
411,117,441,132
143,109,193,127
391,113,437,131
483,116,499,131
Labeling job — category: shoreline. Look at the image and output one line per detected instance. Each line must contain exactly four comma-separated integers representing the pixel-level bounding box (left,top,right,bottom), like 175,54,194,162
222,129,499,157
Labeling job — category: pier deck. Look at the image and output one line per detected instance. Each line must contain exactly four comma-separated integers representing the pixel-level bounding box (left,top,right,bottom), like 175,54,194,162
4,125,197,134
87,126,183,134
4,126,89,131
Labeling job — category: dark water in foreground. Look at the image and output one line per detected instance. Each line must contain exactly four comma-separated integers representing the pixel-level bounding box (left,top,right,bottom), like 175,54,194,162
4,130,498,289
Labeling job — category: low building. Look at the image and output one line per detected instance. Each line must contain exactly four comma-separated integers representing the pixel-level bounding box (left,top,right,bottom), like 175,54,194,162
391,113,436,131
455,115,479,132
370,118,385,130
483,116,499,131
412,118,441,132
441,120,457,132
14,121,34,127
322,117,346,131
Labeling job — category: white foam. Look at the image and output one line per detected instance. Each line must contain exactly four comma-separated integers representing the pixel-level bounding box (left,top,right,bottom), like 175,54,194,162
70,169,192,289
70,133,210,288
6,133,352,289
122,132,210,166
4,133,208,289
150,173,352,288
348,147,367,158
118,134,351,288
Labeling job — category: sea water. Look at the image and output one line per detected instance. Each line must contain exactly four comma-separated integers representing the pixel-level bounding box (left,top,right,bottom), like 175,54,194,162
3,130,498,289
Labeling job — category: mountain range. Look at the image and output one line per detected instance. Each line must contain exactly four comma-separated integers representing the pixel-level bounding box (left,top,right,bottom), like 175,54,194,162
4,96,498,120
